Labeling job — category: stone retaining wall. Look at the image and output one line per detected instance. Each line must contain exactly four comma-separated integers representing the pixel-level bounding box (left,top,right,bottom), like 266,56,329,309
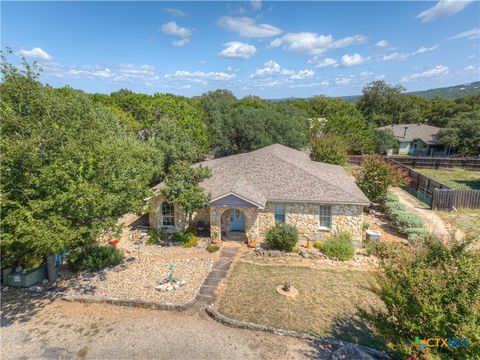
205,306,390,359
62,295,195,311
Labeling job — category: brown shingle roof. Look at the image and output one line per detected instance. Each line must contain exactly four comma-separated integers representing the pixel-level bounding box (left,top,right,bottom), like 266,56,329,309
153,144,370,208
376,124,440,145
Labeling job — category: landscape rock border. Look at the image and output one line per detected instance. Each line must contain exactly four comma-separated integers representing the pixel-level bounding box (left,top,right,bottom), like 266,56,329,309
62,294,195,311
205,306,391,360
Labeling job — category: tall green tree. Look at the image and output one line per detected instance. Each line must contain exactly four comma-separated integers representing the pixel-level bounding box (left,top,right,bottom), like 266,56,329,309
438,110,480,155
373,128,399,154
161,162,211,224
0,54,162,268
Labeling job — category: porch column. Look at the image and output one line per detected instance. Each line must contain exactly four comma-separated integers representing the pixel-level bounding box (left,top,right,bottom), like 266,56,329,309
209,205,222,242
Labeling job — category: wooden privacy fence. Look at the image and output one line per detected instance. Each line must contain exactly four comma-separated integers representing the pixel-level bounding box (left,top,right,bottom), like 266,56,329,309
390,156,480,170
388,159,450,207
433,189,480,211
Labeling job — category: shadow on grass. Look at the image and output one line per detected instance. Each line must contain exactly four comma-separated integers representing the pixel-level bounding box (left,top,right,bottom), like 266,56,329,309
330,315,385,351
452,179,480,190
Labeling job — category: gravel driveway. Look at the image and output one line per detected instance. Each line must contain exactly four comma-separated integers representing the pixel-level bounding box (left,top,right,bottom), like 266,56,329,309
1,298,319,360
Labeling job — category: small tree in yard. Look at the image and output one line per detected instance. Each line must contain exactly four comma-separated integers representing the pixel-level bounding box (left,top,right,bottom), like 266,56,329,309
362,233,480,359
355,156,402,202
373,128,399,155
162,161,211,224
310,135,349,165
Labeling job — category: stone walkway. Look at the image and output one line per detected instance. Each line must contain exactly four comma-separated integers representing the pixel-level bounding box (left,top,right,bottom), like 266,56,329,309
195,246,239,307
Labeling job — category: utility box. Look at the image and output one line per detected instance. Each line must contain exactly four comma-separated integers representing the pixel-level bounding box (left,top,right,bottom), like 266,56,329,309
7,264,47,288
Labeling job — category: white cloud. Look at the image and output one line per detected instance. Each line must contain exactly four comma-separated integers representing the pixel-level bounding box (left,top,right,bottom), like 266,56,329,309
290,69,315,80
41,63,159,85
161,21,192,47
161,21,192,37
400,65,449,82
164,70,236,82
217,16,282,38
172,38,191,47
250,60,315,81
17,47,52,61
463,65,477,72
312,57,338,68
382,45,438,61
417,0,473,23
335,77,354,86
467,54,476,59
270,32,367,55
339,53,367,67
218,41,257,59
375,40,389,48
359,71,373,77
162,8,186,17
448,28,480,40
250,0,262,11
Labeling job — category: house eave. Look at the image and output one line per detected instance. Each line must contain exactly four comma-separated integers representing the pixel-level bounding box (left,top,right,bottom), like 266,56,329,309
210,192,265,209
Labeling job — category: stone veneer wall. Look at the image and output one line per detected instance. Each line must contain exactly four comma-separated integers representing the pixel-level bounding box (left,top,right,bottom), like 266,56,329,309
149,195,209,232
210,205,259,242
258,202,364,246
150,196,364,247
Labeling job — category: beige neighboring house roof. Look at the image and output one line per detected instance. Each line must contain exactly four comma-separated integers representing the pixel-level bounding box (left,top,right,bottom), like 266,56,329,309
377,124,440,145
151,144,370,208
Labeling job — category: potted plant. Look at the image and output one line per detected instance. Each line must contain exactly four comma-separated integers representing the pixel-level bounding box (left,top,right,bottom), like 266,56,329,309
211,229,220,244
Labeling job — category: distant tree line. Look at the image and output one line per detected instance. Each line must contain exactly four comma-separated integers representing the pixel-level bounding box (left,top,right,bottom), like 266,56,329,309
1,52,479,269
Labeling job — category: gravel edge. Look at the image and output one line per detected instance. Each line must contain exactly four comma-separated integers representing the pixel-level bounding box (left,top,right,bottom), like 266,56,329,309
205,306,391,360
62,295,195,311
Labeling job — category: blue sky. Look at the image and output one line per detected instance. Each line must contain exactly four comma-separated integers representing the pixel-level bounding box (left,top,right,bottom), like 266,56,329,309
2,1,479,98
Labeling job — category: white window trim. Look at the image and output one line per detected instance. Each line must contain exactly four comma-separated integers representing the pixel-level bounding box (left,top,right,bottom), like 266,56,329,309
318,205,332,230
160,202,175,229
274,203,286,223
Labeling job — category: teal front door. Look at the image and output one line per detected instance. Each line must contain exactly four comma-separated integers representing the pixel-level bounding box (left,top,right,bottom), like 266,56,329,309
229,209,245,232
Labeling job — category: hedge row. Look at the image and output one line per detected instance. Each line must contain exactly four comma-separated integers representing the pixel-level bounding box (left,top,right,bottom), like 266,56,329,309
382,194,425,242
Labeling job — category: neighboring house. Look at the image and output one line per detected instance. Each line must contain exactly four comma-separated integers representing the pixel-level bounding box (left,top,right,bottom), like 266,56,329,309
149,144,370,247
376,124,445,156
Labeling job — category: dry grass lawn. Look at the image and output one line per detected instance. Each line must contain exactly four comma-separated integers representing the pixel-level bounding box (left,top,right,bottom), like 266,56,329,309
216,262,384,349
436,209,480,235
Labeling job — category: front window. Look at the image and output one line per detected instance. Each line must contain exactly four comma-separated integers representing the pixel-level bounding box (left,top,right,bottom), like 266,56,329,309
319,205,332,229
274,204,286,223
161,202,175,227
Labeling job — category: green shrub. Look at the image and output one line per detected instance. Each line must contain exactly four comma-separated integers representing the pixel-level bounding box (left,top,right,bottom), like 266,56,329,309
382,193,399,203
365,241,400,259
206,244,220,253
310,135,349,165
355,156,403,202
182,232,198,248
362,222,370,230
69,245,124,272
384,201,407,217
266,223,298,251
146,229,159,245
170,232,185,242
322,232,355,261
405,227,426,243
313,240,323,250
393,212,424,234
363,233,480,358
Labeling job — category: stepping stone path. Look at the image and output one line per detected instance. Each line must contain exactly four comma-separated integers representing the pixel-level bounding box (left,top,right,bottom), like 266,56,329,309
194,246,238,307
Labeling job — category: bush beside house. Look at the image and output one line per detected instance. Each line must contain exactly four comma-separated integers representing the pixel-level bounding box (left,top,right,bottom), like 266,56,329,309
266,223,298,251
322,232,355,261
382,193,425,242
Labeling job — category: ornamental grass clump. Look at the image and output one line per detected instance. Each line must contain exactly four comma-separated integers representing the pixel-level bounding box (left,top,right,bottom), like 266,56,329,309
266,223,298,252
322,232,355,261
